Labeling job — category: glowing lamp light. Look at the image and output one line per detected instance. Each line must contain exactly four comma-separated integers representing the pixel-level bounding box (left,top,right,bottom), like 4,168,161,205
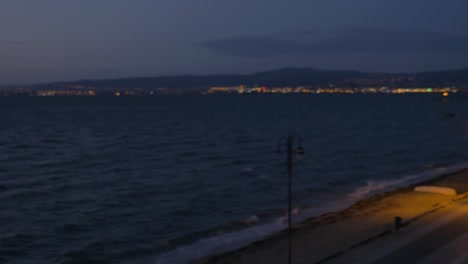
443,92,449,97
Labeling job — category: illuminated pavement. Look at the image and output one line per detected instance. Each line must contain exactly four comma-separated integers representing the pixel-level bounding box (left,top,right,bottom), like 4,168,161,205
327,198,468,264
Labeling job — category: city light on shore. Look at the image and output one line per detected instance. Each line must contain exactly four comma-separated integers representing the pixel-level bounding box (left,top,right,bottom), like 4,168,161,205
0,85,462,96
206,86,458,95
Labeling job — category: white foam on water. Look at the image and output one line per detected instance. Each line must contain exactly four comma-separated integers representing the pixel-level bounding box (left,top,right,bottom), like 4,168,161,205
152,197,354,264
153,221,285,264
244,214,259,224
348,163,468,199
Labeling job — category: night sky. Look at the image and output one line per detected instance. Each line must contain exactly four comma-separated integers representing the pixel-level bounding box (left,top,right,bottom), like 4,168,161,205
1,0,468,84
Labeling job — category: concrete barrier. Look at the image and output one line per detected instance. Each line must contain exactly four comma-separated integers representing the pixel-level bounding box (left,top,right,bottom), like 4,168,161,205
414,186,457,196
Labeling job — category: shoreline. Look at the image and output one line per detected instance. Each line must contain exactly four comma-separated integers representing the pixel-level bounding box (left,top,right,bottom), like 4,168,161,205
194,167,468,264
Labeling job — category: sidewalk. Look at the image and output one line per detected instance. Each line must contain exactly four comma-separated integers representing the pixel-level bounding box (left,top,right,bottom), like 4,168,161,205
326,198,468,264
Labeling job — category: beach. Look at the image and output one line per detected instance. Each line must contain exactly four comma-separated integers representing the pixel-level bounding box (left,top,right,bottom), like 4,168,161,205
195,168,468,264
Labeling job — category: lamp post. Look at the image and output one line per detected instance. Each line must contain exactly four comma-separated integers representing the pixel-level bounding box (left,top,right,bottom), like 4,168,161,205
277,130,305,264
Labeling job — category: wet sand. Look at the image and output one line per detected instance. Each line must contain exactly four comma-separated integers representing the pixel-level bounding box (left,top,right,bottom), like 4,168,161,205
194,168,468,264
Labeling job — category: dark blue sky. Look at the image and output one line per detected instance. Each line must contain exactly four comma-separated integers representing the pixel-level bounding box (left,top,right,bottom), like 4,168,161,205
1,0,468,84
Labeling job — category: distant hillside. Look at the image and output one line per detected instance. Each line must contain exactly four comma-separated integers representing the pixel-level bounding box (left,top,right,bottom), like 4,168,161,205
414,69,468,86
50,67,468,89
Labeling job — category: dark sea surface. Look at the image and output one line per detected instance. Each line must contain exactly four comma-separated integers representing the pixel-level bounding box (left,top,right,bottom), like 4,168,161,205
1,94,468,263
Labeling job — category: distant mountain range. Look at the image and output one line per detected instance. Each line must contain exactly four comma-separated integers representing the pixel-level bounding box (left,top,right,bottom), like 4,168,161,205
47,67,468,89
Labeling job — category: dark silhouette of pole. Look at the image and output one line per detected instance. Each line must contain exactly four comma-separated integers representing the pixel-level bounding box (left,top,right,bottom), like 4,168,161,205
277,130,305,264
287,131,293,264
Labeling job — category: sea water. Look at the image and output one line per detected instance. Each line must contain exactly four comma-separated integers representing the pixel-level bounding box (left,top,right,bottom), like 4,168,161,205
1,94,467,263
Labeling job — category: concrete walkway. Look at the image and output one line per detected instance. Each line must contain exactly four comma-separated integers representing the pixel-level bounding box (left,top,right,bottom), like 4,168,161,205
327,199,468,264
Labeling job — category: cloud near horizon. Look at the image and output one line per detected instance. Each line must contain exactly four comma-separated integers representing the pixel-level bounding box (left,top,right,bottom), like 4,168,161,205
0,40,24,45
199,29,468,58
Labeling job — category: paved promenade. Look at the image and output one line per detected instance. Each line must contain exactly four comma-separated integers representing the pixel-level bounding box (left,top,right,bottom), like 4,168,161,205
327,198,468,264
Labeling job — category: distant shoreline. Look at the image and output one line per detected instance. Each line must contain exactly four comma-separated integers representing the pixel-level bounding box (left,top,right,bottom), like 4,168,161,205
2,67,468,95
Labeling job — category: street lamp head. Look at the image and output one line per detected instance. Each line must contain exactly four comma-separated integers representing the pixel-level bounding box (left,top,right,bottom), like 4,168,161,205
295,145,305,161
276,136,287,154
